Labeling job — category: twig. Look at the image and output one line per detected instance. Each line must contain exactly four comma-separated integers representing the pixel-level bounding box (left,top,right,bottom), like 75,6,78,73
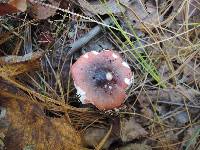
30,0,136,37
65,18,113,56
24,24,33,54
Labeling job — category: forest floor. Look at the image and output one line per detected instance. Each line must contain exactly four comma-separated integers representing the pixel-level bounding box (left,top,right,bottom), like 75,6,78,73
0,0,200,150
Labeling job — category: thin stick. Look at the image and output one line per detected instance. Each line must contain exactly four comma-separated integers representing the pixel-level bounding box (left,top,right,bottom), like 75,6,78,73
65,18,113,56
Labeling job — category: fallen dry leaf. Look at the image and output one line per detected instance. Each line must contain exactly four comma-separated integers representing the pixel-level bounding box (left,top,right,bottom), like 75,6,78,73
182,59,200,85
0,3,18,16
136,87,199,108
83,127,116,149
78,0,131,16
151,127,178,150
8,0,27,12
0,0,27,16
30,0,60,19
141,107,154,119
120,117,148,142
0,51,43,64
78,0,163,30
181,125,200,150
0,84,82,150
174,0,200,23
175,111,189,126
0,51,43,77
124,0,163,30
124,0,148,21
116,143,152,150
134,12,163,30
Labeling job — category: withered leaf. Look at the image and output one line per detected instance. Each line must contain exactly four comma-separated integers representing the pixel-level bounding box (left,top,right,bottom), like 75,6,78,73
0,87,82,150
124,0,163,30
117,143,152,150
83,127,116,149
0,51,43,77
0,0,27,16
8,0,27,12
30,0,60,20
0,3,18,16
78,0,131,16
120,117,148,142
78,0,163,30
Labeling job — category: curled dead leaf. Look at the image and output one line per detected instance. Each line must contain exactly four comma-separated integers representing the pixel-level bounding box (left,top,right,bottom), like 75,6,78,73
174,0,200,23
0,51,44,77
181,125,200,149
0,51,43,65
182,60,200,85
29,0,60,19
0,0,27,16
124,0,163,30
78,0,163,30
120,117,148,142
116,143,152,150
0,3,18,16
0,87,82,150
78,0,131,16
83,126,116,149
8,0,27,12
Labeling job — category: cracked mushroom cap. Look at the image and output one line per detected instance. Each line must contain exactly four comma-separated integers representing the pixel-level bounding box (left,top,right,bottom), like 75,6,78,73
71,50,133,110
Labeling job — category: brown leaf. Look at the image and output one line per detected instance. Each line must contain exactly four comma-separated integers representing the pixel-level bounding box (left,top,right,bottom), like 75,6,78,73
0,89,82,150
124,0,148,21
120,117,148,142
78,0,131,16
181,125,200,150
8,0,27,12
83,127,116,149
134,12,163,30
30,0,60,19
0,51,44,77
0,3,18,16
0,51,43,64
151,127,178,150
136,88,198,108
182,60,200,84
117,143,152,150
124,0,163,30
174,0,200,23
78,0,163,30
0,0,27,16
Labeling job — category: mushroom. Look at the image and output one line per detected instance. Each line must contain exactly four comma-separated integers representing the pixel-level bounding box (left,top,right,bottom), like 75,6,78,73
71,50,133,110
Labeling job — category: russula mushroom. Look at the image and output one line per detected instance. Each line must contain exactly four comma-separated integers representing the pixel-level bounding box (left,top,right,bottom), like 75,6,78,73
71,50,133,110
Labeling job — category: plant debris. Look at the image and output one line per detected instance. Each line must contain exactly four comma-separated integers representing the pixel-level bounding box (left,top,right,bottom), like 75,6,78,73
0,0,199,149
120,117,148,142
0,82,82,150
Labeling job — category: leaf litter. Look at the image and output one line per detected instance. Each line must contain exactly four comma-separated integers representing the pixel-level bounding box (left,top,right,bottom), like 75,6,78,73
0,0,200,149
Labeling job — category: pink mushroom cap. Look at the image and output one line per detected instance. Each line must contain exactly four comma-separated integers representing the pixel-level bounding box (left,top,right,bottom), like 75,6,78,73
71,50,133,110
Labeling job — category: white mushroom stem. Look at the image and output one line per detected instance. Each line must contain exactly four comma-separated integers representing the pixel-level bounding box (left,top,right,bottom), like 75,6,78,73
74,83,86,103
